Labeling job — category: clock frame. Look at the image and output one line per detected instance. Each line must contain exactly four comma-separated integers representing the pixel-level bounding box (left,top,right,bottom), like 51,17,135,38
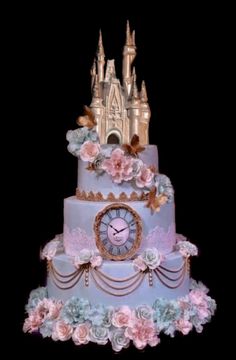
94,203,142,260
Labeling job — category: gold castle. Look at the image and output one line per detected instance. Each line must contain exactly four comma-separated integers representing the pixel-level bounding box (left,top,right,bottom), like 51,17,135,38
90,21,151,145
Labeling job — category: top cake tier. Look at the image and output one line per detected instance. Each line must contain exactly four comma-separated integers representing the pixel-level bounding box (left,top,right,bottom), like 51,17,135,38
77,144,158,199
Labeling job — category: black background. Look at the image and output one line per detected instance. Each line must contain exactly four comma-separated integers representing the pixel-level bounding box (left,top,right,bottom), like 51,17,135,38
8,3,226,358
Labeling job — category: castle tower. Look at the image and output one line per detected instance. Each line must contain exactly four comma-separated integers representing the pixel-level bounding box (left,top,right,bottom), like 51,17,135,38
90,74,105,140
128,67,141,138
97,30,105,82
89,23,150,145
90,58,96,90
139,80,151,144
122,21,136,97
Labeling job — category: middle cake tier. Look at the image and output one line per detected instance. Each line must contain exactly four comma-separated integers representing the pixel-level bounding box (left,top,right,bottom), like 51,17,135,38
64,197,176,258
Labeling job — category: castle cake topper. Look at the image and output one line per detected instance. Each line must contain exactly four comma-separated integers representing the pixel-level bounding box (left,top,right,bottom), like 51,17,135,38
89,21,150,145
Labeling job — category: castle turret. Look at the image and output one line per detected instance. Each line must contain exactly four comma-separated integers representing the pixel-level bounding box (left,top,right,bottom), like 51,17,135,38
122,21,136,97
97,30,105,82
90,58,96,90
139,80,151,144
128,67,141,138
90,75,104,139
140,80,148,103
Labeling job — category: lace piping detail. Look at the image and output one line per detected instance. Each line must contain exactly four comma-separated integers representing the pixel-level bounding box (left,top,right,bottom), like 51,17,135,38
139,223,176,254
63,225,98,256
64,223,176,257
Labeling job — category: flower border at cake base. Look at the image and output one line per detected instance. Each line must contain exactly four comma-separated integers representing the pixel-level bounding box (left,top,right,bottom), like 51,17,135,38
23,279,216,352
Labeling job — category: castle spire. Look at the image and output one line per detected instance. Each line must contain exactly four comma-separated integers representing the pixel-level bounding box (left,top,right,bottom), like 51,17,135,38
97,30,105,82
140,80,148,102
92,74,100,98
132,30,135,46
130,67,139,100
90,58,97,91
126,20,132,46
122,21,137,95
97,29,105,55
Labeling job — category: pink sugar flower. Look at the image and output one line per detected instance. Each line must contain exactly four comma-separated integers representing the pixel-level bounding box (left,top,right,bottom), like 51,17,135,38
41,239,60,260
197,303,210,320
175,319,193,335
90,255,103,268
189,290,206,306
101,148,134,184
189,290,209,320
52,320,73,341
112,306,133,328
36,299,62,321
72,323,90,345
135,164,154,188
125,318,159,349
23,312,43,333
133,256,147,272
79,141,100,162
46,299,63,319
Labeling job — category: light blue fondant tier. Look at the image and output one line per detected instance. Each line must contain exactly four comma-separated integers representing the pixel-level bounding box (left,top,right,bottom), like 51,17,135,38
77,145,158,197
63,196,176,255
47,251,190,307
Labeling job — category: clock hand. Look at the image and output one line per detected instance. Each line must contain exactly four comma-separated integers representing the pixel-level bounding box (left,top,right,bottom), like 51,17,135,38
113,226,129,235
109,224,119,233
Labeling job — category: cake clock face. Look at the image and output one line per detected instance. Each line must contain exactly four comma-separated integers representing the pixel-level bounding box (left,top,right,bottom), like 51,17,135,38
94,203,142,260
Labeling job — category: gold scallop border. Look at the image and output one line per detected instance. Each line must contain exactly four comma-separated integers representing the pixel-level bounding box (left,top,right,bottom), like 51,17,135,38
76,188,148,202
94,203,142,261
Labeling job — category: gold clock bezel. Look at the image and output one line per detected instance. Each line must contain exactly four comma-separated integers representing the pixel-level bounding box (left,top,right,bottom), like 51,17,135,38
94,203,142,261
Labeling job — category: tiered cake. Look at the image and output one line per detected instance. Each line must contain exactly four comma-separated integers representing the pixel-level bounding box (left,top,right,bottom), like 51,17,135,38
23,22,216,351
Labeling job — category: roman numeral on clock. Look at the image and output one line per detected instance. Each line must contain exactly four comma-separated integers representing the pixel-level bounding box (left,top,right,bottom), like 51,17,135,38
129,220,135,226
107,212,112,220
130,229,136,234
109,245,114,254
124,245,129,252
116,209,120,217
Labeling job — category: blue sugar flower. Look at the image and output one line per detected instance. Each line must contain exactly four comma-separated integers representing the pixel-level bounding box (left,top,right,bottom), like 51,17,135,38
153,298,181,334
39,320,54,338
25,287,48,313
190,279,209,293
154,174,174,202
66,127,99,157
61,297,90,325
87,128,100,142
102,306,114,328
207,297,217,315
83,304,107,326
89,326,109,345
109,329,130,352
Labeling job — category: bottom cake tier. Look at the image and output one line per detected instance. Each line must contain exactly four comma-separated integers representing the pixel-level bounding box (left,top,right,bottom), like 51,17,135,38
23,249,216,351
47,252,190,306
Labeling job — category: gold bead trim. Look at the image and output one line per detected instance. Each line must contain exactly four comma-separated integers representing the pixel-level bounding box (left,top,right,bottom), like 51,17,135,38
148,270,153,287
90,269,146,297
48,258,187,295
186,257,190,275
153,258,187,289
76,188,148,202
